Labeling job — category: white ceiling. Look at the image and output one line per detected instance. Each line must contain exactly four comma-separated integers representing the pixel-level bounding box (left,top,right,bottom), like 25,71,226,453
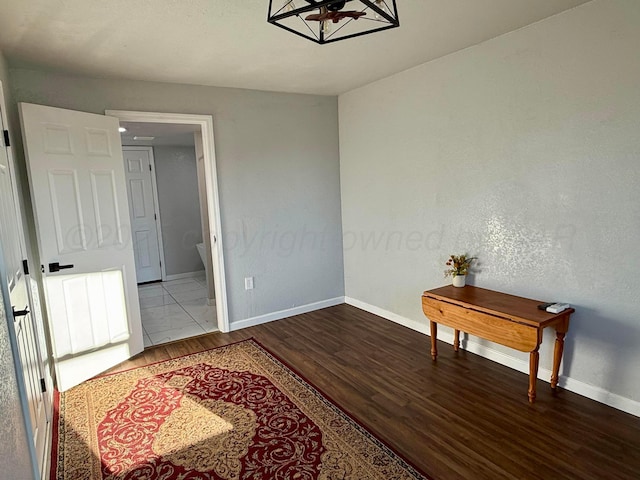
0,0,591,96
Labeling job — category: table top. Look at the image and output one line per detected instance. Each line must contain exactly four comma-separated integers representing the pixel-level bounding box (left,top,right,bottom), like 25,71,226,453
423,285,574,328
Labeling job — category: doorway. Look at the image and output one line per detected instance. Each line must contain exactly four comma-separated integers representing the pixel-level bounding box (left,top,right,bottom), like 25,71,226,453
121,124,214,345
107,111,229,341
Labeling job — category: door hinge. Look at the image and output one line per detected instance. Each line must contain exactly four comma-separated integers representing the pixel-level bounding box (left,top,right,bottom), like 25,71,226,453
22,259,29,275
154,213,157,220
2,130,9,147
40,378,47,393
149,164,152,171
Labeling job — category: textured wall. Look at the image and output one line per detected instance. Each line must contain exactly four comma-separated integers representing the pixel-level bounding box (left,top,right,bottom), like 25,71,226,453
8,71,344,325
339,0,640,406
0,49,34,474
152,145,203,276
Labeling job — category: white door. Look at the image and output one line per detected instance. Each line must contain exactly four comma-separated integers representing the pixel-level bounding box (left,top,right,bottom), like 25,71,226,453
122,147,163,283
0,100,48,475
20,103,143,392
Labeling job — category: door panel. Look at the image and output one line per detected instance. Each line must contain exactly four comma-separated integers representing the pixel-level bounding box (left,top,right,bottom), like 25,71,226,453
86,128,112,156
134,231,153,267
48,169,87,253
91,170,124,248
130,179,146,218
48,269,130,356
20,103,143,392
43,123,73,154
123,147,163,283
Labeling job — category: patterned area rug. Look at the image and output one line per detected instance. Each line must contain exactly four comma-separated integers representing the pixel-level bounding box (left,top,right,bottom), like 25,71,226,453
51,339,430,479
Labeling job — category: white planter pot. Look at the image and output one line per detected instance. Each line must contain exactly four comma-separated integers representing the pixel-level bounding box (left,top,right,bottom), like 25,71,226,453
452,275,466,287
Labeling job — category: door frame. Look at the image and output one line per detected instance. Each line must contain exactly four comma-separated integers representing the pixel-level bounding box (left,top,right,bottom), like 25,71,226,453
122,146,167,282
106,110,230,333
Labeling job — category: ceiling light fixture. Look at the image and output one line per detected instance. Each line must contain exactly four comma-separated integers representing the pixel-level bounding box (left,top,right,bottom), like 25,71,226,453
118,127,127,133
268,0,399,44
133,136,155,141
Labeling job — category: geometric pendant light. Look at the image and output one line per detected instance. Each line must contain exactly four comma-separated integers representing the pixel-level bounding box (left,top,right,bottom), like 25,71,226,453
267,0,400,44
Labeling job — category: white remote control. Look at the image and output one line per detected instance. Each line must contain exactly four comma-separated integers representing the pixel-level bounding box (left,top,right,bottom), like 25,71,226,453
546,303,570,313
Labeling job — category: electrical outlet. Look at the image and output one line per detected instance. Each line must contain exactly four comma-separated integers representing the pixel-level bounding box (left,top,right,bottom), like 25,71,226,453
244,276,254,290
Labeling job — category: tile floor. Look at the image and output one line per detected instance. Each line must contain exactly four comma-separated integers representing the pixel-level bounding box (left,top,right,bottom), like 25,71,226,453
138,274,217,347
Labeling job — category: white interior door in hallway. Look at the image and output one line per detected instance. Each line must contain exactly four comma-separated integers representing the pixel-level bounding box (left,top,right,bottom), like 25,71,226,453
20,103,143,392
123,147,164,283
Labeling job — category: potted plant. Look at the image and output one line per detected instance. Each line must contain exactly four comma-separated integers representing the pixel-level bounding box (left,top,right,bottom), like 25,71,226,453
444,254,476,287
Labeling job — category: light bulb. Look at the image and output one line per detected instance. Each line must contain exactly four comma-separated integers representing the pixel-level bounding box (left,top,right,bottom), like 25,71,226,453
322,20,332,35
373,0,390,20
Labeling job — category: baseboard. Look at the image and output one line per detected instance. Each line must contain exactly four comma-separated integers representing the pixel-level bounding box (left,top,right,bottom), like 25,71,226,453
344,296,640,418
230,297,345,332
164,270,205,282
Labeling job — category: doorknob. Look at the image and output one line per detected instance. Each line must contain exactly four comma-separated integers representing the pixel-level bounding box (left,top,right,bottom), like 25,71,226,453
49,262,74,273
12,306,30,318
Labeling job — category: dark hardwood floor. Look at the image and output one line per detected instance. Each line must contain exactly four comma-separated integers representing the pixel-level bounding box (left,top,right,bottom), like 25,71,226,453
108,304,640,480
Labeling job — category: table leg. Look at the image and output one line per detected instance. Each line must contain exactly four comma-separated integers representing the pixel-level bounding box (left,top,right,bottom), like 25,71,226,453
430,321,438,360
551,331,566,389
528,348,539,403
453,329,460,352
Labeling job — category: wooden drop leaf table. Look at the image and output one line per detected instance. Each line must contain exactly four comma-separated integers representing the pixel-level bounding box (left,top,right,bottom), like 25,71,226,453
422,285,573,403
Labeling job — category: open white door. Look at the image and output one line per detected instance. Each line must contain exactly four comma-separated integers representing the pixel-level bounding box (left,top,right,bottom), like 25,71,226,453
20,103,143,392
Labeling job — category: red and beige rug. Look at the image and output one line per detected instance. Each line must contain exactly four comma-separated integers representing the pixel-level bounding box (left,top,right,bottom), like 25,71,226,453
51,339,430,479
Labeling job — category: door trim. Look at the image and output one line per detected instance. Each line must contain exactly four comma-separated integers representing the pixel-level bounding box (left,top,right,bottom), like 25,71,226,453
106,110,230,333
122,146,167,282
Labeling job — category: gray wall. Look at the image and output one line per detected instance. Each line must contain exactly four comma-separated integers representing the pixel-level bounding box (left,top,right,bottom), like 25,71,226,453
8,70,345,325
152,145,203,276
0,49,35,479
339,0,640,408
